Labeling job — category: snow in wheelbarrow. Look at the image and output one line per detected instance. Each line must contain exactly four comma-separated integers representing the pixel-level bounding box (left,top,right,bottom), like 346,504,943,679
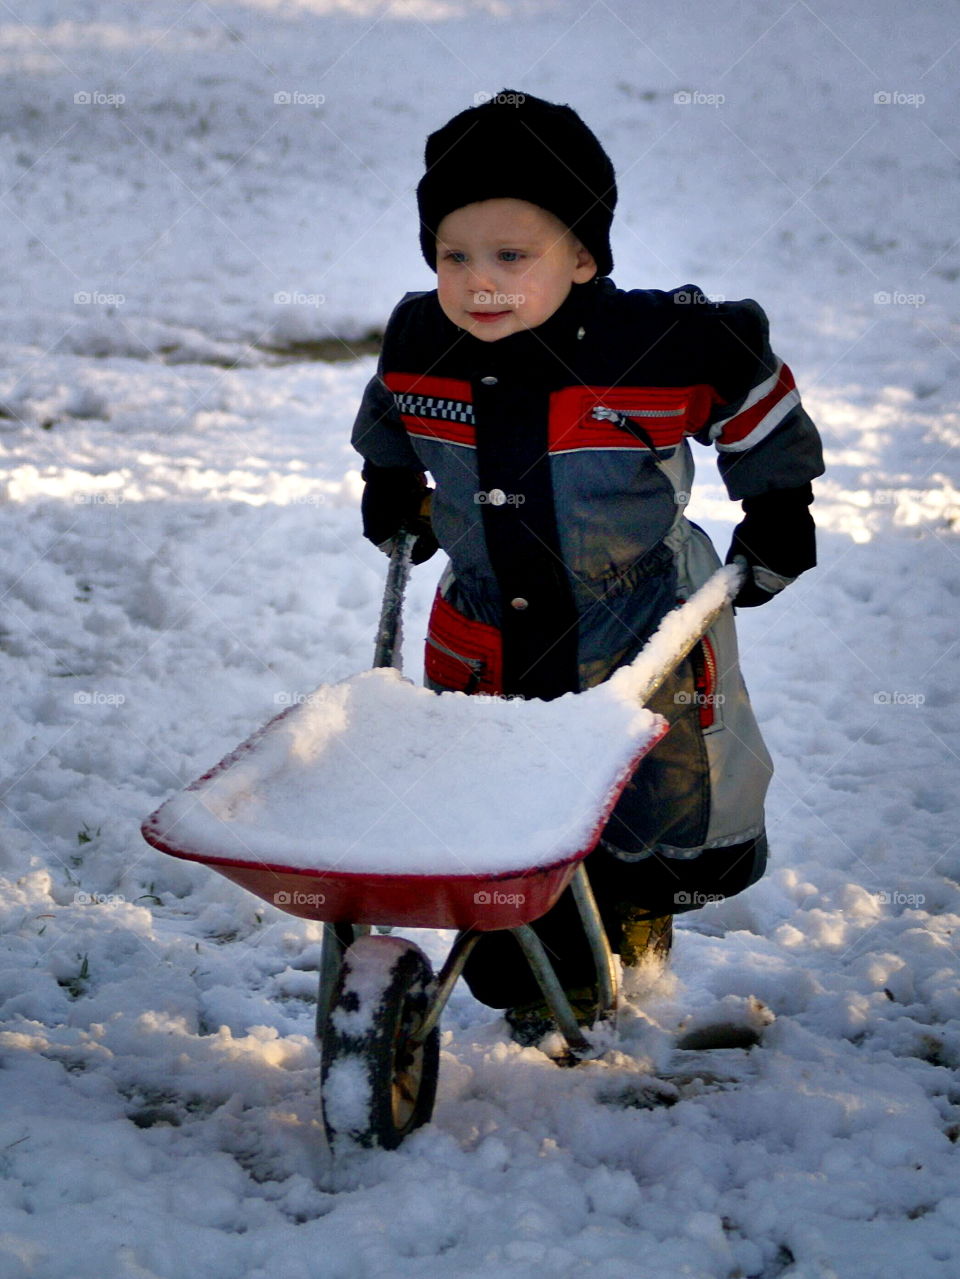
141,564,740,931
142,665,665,928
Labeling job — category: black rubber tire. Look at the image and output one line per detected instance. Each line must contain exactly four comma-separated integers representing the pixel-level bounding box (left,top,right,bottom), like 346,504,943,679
320,935,439,1150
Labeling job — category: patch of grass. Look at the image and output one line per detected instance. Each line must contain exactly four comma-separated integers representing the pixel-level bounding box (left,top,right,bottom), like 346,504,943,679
136,880,163,906
256,331,383,363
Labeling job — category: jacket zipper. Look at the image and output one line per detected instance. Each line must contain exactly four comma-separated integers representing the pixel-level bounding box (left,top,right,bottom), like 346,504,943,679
590,405,664,457
693,635,718,729
425,635,485,694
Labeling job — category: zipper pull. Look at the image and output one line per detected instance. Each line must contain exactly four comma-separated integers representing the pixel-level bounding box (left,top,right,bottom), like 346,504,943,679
590,405,660,456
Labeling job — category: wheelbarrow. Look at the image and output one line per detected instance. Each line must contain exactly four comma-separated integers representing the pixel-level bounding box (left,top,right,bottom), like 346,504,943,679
142,536,744,1149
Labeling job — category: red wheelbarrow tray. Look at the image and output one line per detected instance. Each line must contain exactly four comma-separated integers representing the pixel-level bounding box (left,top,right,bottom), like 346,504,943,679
141,566,739,932
141,668,668,932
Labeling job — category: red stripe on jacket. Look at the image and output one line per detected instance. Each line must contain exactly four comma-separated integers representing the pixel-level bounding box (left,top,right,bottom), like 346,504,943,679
384,372,473,400
383,372,476,448
714,363,797,447
548,384,719,454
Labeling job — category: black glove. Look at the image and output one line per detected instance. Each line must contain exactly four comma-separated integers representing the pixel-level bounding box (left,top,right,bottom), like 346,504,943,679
360,461,439,565
725,483,816,607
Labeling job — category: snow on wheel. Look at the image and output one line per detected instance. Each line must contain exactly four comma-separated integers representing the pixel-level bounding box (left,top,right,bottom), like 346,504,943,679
320,934,439,1150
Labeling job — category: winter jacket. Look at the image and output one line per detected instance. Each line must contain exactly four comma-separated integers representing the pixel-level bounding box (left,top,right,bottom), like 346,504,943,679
352,277,824,857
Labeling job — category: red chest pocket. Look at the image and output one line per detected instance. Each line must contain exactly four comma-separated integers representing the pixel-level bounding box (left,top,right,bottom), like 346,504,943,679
548,384,720,454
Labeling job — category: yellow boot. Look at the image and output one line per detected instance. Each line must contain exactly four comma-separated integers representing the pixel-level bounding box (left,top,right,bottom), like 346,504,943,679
619,912,673,969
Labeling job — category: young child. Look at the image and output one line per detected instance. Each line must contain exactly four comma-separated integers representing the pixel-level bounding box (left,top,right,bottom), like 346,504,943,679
352,91,824,1042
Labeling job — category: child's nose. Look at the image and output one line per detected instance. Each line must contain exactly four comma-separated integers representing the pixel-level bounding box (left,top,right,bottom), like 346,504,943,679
466,264,496,293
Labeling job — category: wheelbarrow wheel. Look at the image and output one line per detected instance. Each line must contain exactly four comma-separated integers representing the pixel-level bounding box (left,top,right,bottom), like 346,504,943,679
320,934,439,1150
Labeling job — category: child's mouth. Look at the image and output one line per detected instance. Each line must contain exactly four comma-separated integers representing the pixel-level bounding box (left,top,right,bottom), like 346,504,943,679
468,310,512,323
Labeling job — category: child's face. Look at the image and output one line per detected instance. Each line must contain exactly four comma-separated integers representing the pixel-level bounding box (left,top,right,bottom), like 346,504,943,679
435,198,597,342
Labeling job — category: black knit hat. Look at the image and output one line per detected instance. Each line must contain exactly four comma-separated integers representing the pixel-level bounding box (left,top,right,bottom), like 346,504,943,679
416,90,617,277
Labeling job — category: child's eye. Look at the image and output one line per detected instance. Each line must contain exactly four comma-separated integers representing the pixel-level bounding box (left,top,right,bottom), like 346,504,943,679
443,251,467,264
498,250,523,263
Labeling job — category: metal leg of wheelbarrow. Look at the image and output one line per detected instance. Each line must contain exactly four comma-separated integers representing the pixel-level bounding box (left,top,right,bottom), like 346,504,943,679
511,925,592,1053
316,921,370,1038
512,865,619,1057
570,863,619,1017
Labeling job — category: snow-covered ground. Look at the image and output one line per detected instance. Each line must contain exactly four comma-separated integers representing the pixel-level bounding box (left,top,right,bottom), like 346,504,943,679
2,2,959,1276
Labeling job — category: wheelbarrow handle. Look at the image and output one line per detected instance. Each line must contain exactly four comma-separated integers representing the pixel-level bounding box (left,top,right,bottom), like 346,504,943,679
613,557,748,709
373,532,418,670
